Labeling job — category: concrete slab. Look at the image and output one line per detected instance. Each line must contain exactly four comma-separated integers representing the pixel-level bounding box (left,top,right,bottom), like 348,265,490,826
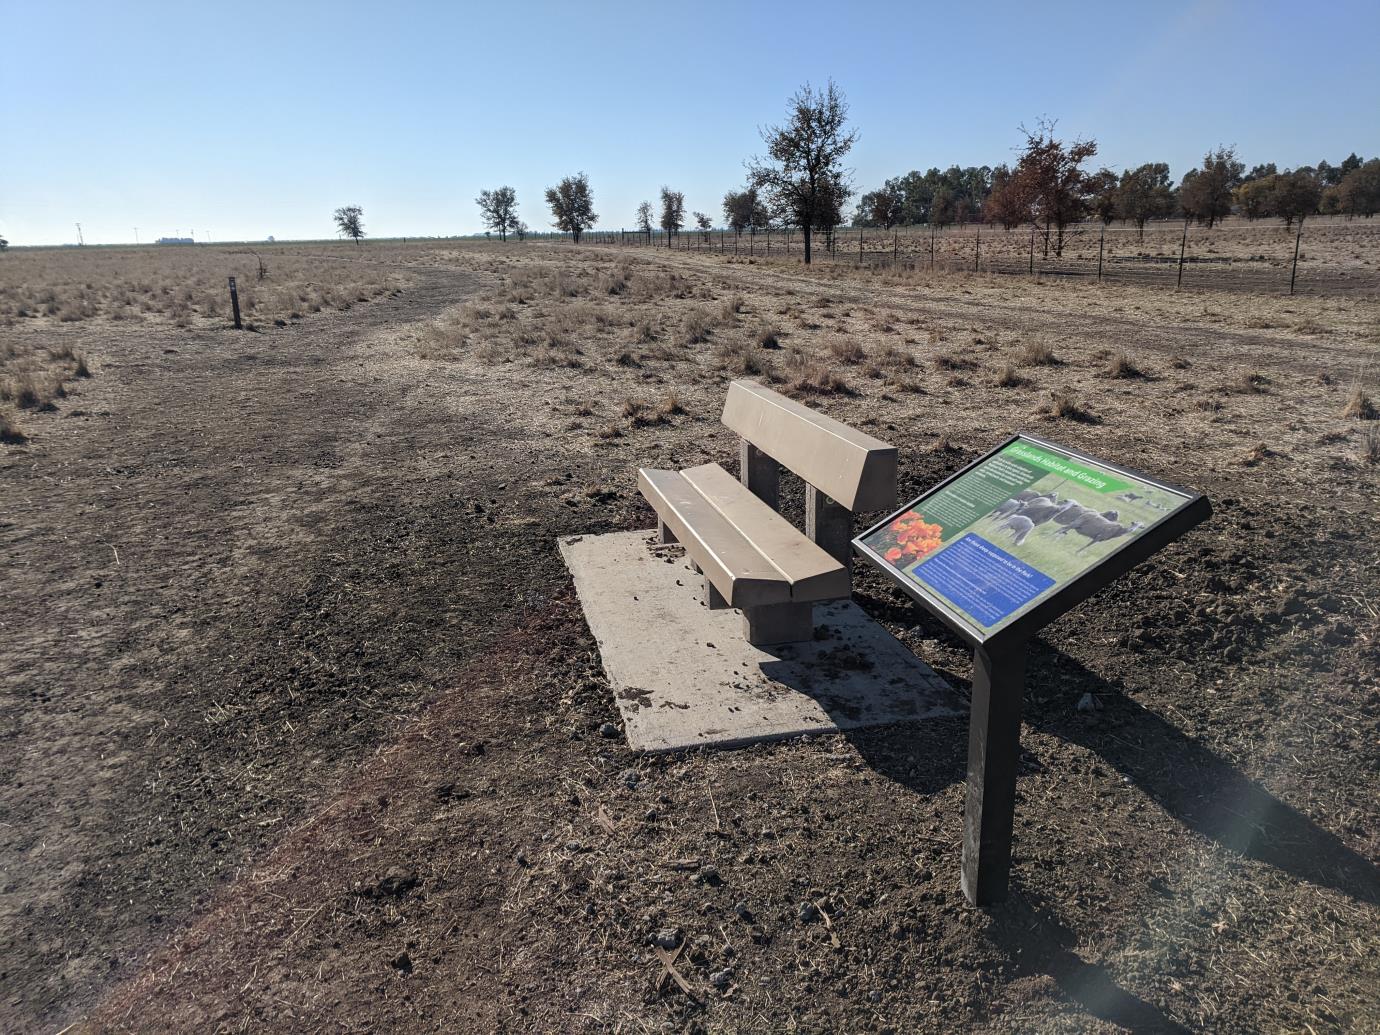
559,530,963,753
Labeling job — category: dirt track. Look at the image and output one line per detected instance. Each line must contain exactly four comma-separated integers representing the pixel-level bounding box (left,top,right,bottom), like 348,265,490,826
3,245,1379,1033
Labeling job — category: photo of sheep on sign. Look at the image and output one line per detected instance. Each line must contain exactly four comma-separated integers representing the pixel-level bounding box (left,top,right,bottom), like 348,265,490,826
857,437,1193,637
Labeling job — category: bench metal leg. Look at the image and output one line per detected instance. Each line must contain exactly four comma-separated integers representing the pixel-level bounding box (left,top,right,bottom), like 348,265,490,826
961,643,1028,906
806,485,853,577
657,519,677,545
739,440,780,510
702,577,729,611
742,602,813,645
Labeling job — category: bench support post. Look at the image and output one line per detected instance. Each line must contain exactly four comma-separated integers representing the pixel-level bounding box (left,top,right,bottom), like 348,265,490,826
806,485,853,577
961,641,1027,907
742,603,813,645
657,519,677,545
739,440,780,510
702,577,729,610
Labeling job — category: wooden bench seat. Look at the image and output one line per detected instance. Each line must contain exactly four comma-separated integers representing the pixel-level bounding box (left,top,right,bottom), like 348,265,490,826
636,379,897,646
638,463,849,608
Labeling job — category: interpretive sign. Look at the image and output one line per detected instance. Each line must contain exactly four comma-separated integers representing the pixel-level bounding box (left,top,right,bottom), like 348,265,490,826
854,434,1210,906
856,435,1205,646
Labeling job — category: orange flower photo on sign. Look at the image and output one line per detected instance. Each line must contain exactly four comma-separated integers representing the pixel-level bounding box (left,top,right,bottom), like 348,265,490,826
875,510,943,568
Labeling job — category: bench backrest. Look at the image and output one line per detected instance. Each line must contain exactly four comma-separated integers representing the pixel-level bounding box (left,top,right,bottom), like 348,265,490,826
721,380,897,513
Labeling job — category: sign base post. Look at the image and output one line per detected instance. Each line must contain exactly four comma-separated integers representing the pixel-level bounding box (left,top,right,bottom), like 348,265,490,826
960,641,1027,906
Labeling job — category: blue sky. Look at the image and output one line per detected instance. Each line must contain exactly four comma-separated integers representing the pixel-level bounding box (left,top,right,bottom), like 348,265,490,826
4,0,1377,245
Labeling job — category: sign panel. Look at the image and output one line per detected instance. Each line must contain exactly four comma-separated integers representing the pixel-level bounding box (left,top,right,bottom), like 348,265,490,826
855,436,1196,641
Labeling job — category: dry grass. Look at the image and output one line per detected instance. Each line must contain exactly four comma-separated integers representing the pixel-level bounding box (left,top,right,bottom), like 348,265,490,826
1040,390,1095,422
1342,382,1377,419
994,363,1028,388
0,411,26,444
1106,352,1144,379
1364,425,1380,464
1016,342,1058,366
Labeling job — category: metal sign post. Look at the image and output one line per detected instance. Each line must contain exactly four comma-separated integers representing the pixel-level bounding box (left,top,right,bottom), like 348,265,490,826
228,276,242,330
854,434,1211,906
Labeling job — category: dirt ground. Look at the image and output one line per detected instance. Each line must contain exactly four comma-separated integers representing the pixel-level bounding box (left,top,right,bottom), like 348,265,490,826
1,241,1378,1033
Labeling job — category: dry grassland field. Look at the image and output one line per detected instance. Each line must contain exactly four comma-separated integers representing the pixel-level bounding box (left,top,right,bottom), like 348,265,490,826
2,238,1379,1033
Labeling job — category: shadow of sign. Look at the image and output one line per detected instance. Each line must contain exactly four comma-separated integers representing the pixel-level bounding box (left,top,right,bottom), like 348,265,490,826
1023,645,1380,907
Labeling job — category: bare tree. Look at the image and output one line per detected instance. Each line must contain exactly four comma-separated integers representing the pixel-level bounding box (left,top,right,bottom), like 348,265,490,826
748,80,857,264
544,173,597,242
1007,119,1097,256
635,200,654,236
334,205,365,245
476,186,520,241
659,187,685,247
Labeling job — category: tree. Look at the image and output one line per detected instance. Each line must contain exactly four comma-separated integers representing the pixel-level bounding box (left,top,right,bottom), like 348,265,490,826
659,187,685,246
1335,159,1380,217
693,211,713,242
334,205,365,245
853,181,903,228
1006,118,1097,256
1272,170,1322,228
1245,162,1278,182
635,201,654,235
982,165,1029,229
1087,168,1119,224
1115,163,1175,237
930,186,957,228
545,173,596,241
748,79,857,264
722,187,769,233
0,234,7,251
515,221,529,241
476,186,520,241
1339,152,1364,177
1234,177,1275,220
1178,147,1243,227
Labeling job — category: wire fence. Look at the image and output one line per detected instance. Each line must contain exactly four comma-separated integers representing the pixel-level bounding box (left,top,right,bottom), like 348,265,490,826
572,217,1380,297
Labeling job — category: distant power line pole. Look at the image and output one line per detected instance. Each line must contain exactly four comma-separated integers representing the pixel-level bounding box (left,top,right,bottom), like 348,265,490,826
75,222,84,246
134,227,140,245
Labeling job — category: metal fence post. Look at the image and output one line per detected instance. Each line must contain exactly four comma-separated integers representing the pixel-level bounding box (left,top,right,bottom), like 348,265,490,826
1290,225,1302,295
930,223,935,270
1177,221,1188,289
1097,224,1105,281
1028,228,1034,275
975,227,980,272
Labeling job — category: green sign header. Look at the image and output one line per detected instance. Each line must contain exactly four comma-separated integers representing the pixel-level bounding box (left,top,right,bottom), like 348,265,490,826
1000,442,1132,495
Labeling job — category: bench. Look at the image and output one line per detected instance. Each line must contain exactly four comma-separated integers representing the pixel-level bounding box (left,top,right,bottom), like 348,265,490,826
637,380,897,645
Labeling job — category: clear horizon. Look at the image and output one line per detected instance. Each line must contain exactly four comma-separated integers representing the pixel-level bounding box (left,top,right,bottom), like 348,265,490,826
4,0,1378,247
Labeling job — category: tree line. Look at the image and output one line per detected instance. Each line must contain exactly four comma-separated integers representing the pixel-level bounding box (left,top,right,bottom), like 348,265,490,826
330,82,1378,265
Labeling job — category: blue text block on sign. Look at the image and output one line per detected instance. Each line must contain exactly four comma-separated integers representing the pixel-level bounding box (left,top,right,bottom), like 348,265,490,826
910,533,1056,628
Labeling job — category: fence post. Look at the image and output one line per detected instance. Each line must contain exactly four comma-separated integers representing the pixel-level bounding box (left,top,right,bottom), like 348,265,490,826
894,232,898,261
228,276,242,330
975,227,980,272
1177,221,1188,289
930,223,935,270
1289,225,1302,295
859,226,864,264
1097,224,1105,281
1028,228,1034,275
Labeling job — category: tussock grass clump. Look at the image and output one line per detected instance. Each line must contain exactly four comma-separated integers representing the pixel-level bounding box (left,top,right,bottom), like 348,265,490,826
1016,342,1058,366
1040,390,1094,422
1364,425,1380,465
682,309,714,345
0,412,26,444
828,339,867,365
1233,371,1269,394
1241,442,1275,466
658,392,686,417
614,351,641,368
715,340,775,378
1106,352,1144,379
532,345,583,368
932,353,975,371
720,294,745,321
784,358,854,397
1342,383,1377,419
755,327,781,349
598,272,628,296
994,363,1028,388
634,320,656,344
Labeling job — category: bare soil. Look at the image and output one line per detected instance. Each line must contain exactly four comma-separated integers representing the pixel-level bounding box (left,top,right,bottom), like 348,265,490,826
1,243,1378,1033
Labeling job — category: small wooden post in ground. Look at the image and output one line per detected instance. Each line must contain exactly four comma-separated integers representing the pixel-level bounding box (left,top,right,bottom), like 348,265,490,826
228,276,242,330
1098,224,1105,281
1177,221,1189,289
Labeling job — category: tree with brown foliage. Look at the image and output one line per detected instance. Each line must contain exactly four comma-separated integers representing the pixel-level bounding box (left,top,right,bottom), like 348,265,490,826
544,173,596,242
1087,168,1119,224
1007,119,1097,256
1335,159,1380,217
982,165,1029,229
722,187,770,234
476,186,520,241
1178,147,1243,227
748,80,857,264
